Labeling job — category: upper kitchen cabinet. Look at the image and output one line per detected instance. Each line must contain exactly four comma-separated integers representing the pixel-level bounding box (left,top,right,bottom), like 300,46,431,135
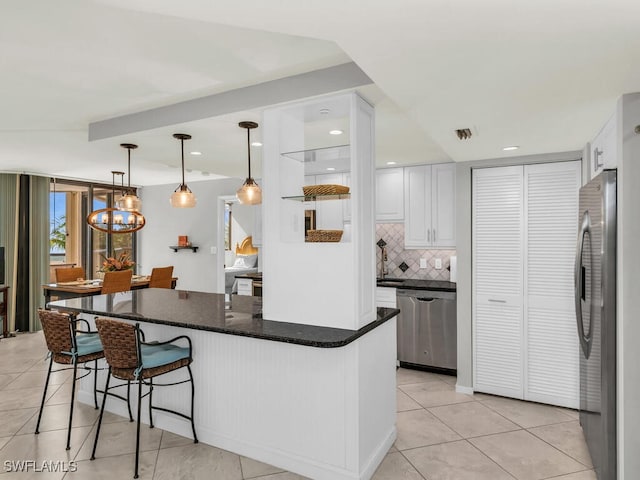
375,168,404,222
404,163,456,248
590,111,618,179
262,92,376,330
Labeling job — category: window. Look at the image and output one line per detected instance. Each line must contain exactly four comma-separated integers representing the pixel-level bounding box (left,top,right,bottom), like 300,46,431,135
49,190,67,263
49,178,138,280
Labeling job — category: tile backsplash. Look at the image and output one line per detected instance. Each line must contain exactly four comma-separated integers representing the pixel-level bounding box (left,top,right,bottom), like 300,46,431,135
376,223,456,281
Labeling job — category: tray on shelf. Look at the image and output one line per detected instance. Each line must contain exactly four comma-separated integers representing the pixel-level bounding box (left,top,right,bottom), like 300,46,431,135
302,184,350,196
306,229,343,243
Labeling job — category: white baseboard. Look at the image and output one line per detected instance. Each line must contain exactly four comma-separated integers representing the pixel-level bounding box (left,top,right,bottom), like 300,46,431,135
455,384,474,395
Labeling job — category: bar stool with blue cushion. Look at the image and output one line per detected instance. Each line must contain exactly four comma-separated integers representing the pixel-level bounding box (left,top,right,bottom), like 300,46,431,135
36,309,133,450
92,318,198,479
35,310,104,450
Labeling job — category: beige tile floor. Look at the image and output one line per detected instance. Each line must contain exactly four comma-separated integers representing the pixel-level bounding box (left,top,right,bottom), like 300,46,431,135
0,332,595,480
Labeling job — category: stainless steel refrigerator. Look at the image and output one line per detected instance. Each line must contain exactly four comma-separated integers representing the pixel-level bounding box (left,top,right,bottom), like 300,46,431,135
575,169,616,480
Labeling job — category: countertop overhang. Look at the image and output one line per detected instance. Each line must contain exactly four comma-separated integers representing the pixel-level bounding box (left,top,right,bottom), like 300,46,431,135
376,278,456,292
48,288,399,348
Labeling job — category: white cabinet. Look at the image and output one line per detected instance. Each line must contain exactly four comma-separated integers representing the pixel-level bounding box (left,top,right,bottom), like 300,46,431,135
590,112,618,179
375,287,397,308
375,168,404,222
404,163,456,248
472,161,581,408
237,278,253,296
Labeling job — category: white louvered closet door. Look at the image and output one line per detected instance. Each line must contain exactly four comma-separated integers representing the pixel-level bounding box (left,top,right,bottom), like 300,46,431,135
524,161,581,408
473,166,524,399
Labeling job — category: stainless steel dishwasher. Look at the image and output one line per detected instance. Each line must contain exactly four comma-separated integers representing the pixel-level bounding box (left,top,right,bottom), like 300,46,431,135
397,288,457,371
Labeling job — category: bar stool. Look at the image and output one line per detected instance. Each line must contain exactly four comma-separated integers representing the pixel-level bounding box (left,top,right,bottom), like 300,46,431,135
35,309,133,450
92,318,198,479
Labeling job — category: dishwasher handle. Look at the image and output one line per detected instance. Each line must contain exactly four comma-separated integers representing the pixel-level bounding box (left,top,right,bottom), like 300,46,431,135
417,297,436,303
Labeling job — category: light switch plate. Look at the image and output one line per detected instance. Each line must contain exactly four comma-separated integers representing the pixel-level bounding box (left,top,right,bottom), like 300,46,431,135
435,258,442,270
419,258,427,269
210,246,217,254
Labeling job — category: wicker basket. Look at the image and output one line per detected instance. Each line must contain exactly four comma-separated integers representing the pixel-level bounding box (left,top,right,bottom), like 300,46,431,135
306,229,343,242
302,184,350,196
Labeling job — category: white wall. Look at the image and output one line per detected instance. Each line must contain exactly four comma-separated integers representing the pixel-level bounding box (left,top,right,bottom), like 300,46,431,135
454,151,582,391
231,202,254,250
138,178,240,293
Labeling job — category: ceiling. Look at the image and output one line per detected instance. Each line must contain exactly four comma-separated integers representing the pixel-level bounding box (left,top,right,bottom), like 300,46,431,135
1,0,639,185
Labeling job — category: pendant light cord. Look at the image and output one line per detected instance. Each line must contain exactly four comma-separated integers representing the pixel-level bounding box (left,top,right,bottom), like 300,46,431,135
127,148,131,189
181,138,186,186
246,126,251,179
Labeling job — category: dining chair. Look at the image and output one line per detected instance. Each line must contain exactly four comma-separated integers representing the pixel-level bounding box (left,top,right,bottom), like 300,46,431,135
56,267,86,283
149,266,174,289
91,318,198,479
101,270,133,294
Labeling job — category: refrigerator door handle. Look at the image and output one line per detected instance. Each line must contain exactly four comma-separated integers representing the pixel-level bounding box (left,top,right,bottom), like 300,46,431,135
575,211,592,358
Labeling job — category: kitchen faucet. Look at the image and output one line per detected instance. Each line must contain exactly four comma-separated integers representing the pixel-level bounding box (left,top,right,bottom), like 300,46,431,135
377,239,388,279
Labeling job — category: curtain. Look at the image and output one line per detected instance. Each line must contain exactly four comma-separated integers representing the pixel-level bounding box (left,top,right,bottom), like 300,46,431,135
0,174,19,333
29,175,50,331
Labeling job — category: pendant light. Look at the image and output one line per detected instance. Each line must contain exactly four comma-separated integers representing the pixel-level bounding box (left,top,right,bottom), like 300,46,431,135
115,143,142,212
236,121,262,205
170,133,197,208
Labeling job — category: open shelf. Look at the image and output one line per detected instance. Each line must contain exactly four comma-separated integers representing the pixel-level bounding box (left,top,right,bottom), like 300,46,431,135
282,193,351,202
280,144,350,163
169,246,199,253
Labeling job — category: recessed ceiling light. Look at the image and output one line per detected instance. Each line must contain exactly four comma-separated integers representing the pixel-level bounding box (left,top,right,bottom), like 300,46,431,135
329,130,343,135
251,142,262,147
320,108,330,115
503,146,519,151
386,161,397,165
326,167,336,171
190,151,202,156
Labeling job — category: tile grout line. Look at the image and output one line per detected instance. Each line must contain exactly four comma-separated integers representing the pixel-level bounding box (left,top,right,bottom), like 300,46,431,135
397,448,429,480
525,425,594,469
465,438,519,480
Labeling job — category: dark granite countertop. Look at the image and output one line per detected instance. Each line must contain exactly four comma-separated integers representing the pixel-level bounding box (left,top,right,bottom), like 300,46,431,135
376,278,456,292
47,289,399,348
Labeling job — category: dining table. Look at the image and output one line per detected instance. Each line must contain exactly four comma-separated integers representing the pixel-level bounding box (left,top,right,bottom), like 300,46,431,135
43,275,177,305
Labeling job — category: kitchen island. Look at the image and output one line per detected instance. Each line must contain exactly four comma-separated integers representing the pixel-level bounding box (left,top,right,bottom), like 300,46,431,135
49,289,399,480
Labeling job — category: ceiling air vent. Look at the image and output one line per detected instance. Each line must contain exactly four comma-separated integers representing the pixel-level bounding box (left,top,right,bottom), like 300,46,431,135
455,128,472,140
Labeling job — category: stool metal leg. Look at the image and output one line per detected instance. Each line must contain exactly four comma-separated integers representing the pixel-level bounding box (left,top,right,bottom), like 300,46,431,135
127,381,134,422
187,365,198,443
93,359,99,409
148,378,154,428
66,360,79,450
134,379,142,479
91,367,111,461
35,356,53,434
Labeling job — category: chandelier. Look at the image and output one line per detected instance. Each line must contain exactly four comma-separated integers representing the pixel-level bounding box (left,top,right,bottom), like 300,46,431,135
87,171,145,234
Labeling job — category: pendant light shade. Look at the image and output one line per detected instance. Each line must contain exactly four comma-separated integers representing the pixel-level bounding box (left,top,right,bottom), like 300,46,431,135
170,133,197,208
236,121,261,205
115,143,143,212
